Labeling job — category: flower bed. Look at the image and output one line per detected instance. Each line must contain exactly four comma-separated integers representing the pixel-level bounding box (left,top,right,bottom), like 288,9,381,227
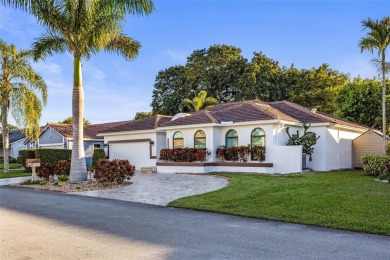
159,148,210,162
216,145,265,162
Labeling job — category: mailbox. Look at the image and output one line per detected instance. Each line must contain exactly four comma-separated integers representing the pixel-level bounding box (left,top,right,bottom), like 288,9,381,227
26,159,41,181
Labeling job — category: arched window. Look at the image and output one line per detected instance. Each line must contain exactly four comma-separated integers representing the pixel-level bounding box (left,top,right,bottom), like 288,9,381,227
251,128,265,160
194,130,206,149
173,131,184,148
225,129,238,148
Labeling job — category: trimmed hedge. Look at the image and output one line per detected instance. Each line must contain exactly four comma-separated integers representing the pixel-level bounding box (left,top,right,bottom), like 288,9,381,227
159,148,209,162
92,149,106,167
361,154,390,176
18,149,37,172
37,160,70,179
35,149,72,164
94,159,135,183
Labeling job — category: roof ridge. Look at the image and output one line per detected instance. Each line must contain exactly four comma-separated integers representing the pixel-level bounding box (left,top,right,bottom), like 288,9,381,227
247,101,279,119
204,110,218,123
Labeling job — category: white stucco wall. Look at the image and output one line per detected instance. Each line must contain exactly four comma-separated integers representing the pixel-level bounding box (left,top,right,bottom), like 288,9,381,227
267,145,303,174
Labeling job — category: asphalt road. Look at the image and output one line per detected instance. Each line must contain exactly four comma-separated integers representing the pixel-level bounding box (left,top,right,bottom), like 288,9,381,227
1,186,389,260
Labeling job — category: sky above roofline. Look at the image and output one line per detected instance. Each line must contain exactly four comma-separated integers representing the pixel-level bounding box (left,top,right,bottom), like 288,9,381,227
1,0,388,125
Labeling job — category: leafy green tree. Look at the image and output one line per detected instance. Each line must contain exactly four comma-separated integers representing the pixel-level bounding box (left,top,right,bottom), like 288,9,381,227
286,64,349,114
59,117,91,126
3,0,154,181
185,44,250,103
249,52,286,101
359,17,390,153
134,111,154,120
0,40,47,173
179,90,219,112
152,65,190,116
335,78,390,129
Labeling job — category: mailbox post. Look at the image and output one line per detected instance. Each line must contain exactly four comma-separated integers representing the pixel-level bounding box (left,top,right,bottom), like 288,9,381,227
26,159,41,182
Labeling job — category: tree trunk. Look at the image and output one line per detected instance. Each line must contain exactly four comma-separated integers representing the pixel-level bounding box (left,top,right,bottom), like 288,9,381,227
70,56,87,182
382,52,387,154
1,98,9,173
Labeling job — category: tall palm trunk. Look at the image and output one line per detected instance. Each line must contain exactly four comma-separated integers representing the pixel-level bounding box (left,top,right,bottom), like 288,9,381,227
382,51,387,154
1,98,9,173
70,56,87,182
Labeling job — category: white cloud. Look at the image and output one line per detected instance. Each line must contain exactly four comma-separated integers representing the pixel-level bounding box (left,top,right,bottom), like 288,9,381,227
33,61,63,75
84,64,106,81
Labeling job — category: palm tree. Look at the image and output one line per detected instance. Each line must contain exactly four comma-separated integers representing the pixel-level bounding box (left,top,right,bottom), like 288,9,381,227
359,17,390,154
0,39,47,173
179,90,219,112
3,0,154,181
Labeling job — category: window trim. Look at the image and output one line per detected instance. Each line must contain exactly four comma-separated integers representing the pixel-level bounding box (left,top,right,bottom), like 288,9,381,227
251,128,265,161
225,129,238,148
173,131,184,148
194,130,206,149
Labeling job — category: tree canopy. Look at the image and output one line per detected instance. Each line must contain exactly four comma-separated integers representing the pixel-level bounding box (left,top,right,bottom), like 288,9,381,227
59,117,91,126
151,44,349,116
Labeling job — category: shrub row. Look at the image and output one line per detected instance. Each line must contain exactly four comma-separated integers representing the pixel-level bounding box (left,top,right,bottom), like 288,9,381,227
216,145,266,162
94,159,135,183
159,148,210,162
37,160,71,179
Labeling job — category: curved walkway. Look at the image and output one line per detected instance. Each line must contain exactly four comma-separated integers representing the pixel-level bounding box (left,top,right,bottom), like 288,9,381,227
70,172,228,206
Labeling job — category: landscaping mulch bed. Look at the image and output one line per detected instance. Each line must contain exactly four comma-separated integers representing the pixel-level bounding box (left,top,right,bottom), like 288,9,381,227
11,180,131,192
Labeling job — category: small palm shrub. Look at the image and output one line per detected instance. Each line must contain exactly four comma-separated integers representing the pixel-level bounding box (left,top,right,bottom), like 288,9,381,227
57,174,69,181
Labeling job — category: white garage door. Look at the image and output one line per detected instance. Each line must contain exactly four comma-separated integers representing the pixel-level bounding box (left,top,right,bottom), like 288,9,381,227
109,142,152,169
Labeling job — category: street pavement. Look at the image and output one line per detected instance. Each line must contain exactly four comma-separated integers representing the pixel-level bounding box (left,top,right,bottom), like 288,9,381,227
1,186,389,260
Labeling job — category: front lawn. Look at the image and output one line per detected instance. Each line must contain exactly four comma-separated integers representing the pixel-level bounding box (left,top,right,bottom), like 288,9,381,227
0,164,30,179
168,171,390,235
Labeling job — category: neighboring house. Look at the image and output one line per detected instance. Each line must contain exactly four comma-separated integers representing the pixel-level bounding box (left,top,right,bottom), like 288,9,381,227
26,121,130,166
98,100,370,174
9,130,27,158
0,130,27,158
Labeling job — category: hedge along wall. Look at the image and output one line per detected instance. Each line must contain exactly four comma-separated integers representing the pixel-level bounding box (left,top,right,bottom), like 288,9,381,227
18,149,37,172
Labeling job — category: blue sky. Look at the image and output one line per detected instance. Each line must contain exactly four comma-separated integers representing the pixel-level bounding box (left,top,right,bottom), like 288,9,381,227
1,0,389,125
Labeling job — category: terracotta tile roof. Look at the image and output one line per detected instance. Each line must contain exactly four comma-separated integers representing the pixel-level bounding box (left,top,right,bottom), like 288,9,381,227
269,101,368,129
159,100,368,129
99,115,173,133
45,120,132,139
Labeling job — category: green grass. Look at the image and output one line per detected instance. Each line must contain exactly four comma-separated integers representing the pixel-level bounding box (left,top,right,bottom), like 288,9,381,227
0,163,22,169
0,164,30,179
168,171,390,235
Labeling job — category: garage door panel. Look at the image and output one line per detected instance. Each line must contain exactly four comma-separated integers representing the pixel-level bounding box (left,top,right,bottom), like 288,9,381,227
109,142,152,169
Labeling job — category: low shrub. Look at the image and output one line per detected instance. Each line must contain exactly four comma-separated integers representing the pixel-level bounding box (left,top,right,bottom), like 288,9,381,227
92,149,106,167
55,160,70,175
20,179,40,185
361,154,390,176
216,146,251,162
57,174,69,181
250,146,266,162
39,180,47,185
94,159,135,183
159,148,210,162
37,162,56,179
378,172,389,180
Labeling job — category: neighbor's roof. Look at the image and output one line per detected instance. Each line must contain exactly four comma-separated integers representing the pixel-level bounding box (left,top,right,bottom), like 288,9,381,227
9,130,26,143
158,100,368,129
99,115,173,134
44,121,132,139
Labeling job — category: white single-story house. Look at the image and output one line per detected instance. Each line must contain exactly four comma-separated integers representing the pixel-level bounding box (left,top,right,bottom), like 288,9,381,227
98,100,370,174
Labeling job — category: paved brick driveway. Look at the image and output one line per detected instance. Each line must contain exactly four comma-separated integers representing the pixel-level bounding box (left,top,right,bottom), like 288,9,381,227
70,172,228,206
